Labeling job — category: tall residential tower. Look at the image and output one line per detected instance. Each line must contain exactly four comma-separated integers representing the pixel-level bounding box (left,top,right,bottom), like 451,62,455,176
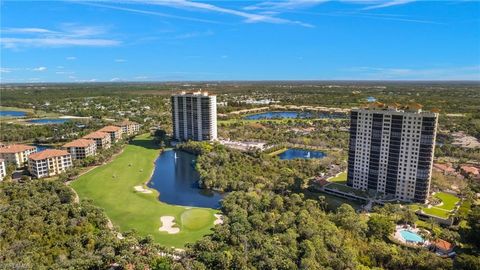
171,91,217,141
347,103,438,203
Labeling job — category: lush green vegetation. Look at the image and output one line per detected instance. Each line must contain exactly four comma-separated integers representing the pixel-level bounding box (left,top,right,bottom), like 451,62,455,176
421,192,460,219
2,82,480,268
0,180,173,269
177,191,454,270
178,141,329,193
327,171,348,184
71,134,217,248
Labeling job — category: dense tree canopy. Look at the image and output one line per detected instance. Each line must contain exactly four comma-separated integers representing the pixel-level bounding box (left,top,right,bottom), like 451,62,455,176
0,180,173,269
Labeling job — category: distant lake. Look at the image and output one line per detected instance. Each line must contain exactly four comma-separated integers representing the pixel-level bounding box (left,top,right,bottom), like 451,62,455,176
0,110,27,117
148,149,224,209
244,111,346,120
278,148,327,160
27,118,69,124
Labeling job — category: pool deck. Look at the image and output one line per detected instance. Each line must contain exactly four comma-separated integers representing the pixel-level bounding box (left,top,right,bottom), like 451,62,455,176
393,225,429,247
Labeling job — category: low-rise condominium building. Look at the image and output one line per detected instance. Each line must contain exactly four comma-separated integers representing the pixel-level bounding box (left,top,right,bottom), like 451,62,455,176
83,131,112,149
347,102,438,203
63,139,97,159
0,159,6,181
115,120,141,136
28,149,73,178
98,125,123,142
0,144,37,168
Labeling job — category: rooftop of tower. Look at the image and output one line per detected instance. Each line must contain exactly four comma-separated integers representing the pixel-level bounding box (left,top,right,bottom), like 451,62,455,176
174,91,216,97
356,102,440,114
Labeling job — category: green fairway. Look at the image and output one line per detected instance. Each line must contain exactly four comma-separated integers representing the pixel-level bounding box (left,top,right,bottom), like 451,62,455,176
70,134,217,248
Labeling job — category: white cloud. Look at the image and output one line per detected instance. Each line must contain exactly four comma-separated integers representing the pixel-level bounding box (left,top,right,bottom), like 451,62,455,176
110,77,122,82
361,0,415,10
135,76,149,79
32,67,47,72
245,0,328,11
81,2,219,24
114,58,127,62
109,0,313,27
66,56,77,60
1,24,120,49
2,37,119,48
1,27,55,34
0,68,14,73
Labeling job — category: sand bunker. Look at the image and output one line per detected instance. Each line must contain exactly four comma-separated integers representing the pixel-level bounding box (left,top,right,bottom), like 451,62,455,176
134,185,153,194
214,214,224,225
159,216,180,234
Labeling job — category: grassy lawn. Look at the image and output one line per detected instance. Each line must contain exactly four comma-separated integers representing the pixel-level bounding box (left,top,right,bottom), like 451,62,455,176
433,192,460,211
328,171,347,184
70,134,217,248
418,192,460,219
324,182,368,197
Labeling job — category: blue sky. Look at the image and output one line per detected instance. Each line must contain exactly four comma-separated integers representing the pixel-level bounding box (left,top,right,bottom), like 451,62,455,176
1,0,479,82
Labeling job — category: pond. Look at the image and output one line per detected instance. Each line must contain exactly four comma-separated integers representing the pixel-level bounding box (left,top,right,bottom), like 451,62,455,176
0,110,27,117
27,118,69,124
278,148,327,160
147,149,224,209
243,111,346,120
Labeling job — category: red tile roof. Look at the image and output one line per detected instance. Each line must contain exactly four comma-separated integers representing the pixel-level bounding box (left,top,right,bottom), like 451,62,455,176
434,239,453,251
461,165,480,175
98,125,121,132
63,139,96,148
29,149,70,160
0,144,36,154
83,131,110,139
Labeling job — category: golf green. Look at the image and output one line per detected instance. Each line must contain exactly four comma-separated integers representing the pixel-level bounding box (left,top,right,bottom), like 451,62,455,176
70,134,217,248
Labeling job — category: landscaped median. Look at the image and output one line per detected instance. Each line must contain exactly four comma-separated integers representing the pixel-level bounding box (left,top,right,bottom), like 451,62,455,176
70,134,217,248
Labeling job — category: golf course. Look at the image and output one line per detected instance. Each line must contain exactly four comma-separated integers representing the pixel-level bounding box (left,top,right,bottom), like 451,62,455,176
70,134,217,248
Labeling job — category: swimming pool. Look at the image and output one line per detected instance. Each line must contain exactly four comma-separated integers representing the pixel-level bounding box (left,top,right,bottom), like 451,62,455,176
399,230,424,243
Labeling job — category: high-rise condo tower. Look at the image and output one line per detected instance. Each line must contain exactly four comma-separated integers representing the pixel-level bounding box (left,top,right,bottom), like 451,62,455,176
171,91,217,141
347,103,438,203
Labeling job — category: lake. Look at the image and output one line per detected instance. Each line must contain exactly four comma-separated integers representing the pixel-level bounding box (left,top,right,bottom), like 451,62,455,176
278,148,327,160
0,110,27,117
244,111,346,120
27,118,69,124
148,149,224,209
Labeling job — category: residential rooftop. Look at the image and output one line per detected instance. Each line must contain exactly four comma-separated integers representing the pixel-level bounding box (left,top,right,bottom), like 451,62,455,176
353,102,439,114
63,139,96,148
98,125,122,132
83,131,110,139
29,149,70,160
0,144,36,154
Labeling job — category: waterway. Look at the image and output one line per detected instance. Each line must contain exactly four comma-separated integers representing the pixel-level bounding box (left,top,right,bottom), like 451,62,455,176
0,110,27,117
278,148,327,160
244,111,346,120
27,118,69,124
147,149,224,209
